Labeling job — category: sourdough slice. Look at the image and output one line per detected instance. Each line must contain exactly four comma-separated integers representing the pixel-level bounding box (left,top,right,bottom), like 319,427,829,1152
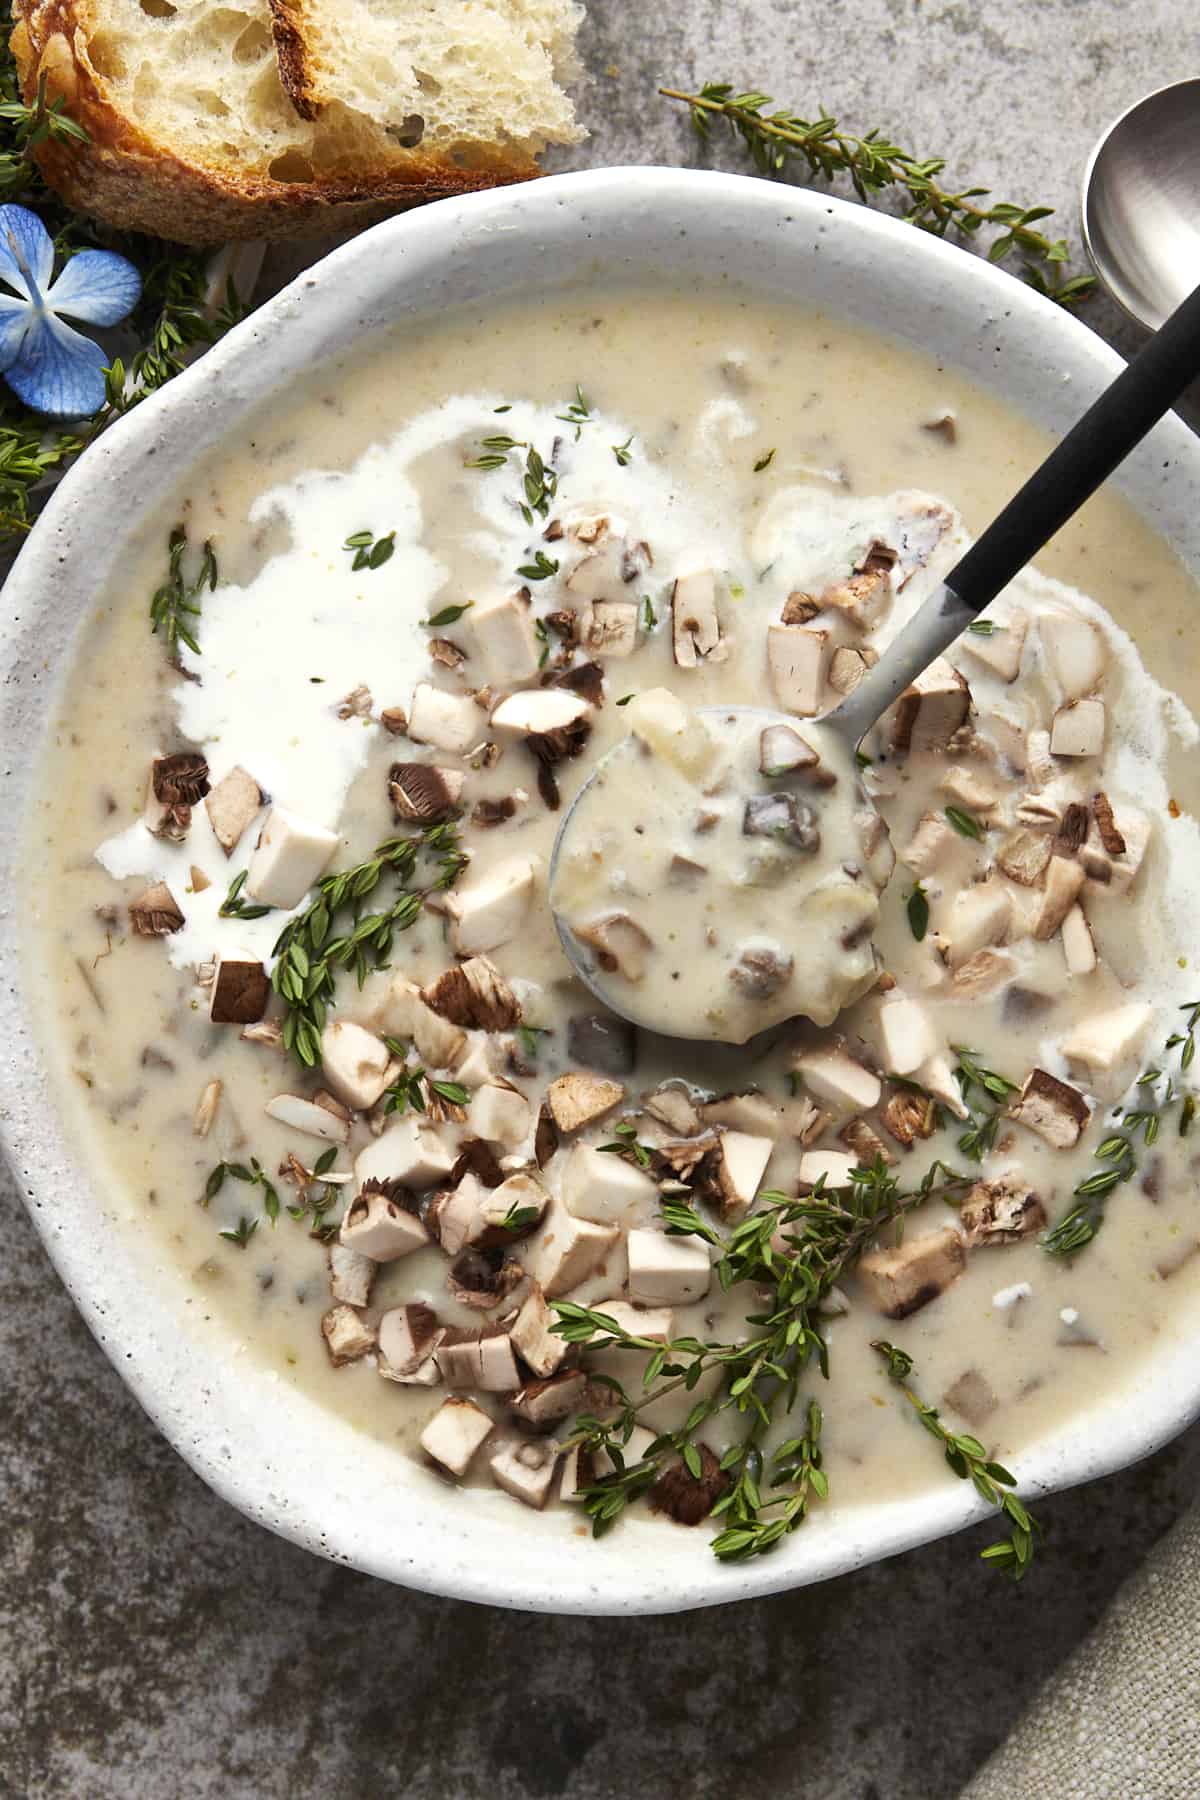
11,0,585,244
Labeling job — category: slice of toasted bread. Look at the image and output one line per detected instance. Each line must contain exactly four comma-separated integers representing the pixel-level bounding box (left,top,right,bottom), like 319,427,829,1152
11,0,584,244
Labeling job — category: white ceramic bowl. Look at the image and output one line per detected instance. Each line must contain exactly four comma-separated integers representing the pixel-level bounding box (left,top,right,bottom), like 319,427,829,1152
3,169,1199,1616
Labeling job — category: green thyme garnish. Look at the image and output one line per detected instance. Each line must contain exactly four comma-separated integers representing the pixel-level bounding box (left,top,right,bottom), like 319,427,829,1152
424,601,474,627
556,385,592,436
218,869,273,922
945,805,984,841
872,1342,1042,1578
149,524,217,658
500,1202,541,1233
205,1155,281,1228
906,882,929,941
611,435,635,467
596,1120,654,1169
753,448,777,472
343,529,395,571
516,550,559,582
952,1048,1019,1165
641,595,657,631
967,620,1000,636
515,1024,549,1059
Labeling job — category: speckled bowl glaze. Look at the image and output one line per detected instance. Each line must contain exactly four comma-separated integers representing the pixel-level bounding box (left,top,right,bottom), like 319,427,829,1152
3,170,1199,1615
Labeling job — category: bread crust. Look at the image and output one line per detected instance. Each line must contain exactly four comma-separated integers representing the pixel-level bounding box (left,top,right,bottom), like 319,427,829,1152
11,1,540,244
268,0,320,122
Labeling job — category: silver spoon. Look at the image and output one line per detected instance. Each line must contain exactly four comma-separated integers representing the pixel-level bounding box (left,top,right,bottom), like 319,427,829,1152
1082,78,1200,331
551,273,1200,1038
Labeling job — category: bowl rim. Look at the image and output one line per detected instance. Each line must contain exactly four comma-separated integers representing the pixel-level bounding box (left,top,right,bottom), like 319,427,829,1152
4,165,1200,1615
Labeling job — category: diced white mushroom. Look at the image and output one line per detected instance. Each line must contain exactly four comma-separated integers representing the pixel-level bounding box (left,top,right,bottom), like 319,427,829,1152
1061,905,1097,975
207,958,270,1026
938,881,1012,969
436,1326,521,1392
715,1131,774,1217
561,1143,658,1225
1039,611,1106,700
589,1299,675,1342
192,1078,222,1137
1050,698,1105,759
1009,1067,1091,1149
422,956,522,1031
521,1195,620,1297
625,687,716,778
573,911,654,983
857,1225,966,1318
490,688,592,739
951,949,1016,999
420,1396,495,1476
1059,1003,1152,1075
1081,802,1152,896
469,592,541,683
428,1171,494,1256
465,1080,531,1151
378,1301,444,1381
1025,727,1055,788
959,1174,1046,1246
888,659,970,753
340,1184,429,1259
509,1368,589,1429
545,1071,625,1134
321,1304,376,1366
798,1150,858,1190
791,1048,882,1114
328,1241,376,1307
643,1083,703,1137
510,1282,570,1378
961,610,1027,682
583,600,639,658
984,700,1032,770
939,766,1002,819
453,1034,504,1089
918,1051,971,1120
265,1092,351,1144
408,682,482,754
319,1021,394,1111
245,807,339,909
766,624,827,716
446,855,536,955
700,1091,782,1136
489,1438,559,1509
378,977,467,1070
672,569,727,666
996,828,1053,887
1032,854,1086,941
876,992,938,1075
560,1427,658,1502
837,1117,894,1167
204,765,263,855
354,1117,456,1192
626,1229,710,1305
899,812,959,881
827,646,873,697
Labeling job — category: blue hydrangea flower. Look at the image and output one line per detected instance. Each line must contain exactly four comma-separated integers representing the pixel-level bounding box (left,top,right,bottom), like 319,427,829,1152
0,204,142,418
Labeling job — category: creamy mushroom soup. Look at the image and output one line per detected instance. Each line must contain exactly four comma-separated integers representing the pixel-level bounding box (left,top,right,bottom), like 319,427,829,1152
24,289,1200,1557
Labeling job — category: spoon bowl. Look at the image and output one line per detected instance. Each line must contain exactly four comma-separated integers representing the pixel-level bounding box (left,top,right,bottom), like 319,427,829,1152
1082,78,1200,331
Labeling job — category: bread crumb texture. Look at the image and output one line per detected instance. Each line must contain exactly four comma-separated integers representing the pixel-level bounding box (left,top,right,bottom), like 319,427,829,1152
11,0,585,242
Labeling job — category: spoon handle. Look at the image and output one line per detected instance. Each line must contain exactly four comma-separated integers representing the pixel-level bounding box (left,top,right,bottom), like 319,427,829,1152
829,278,1200,746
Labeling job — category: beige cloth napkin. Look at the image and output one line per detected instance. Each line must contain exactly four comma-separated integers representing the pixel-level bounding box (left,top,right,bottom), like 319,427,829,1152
961,1505,1200,1797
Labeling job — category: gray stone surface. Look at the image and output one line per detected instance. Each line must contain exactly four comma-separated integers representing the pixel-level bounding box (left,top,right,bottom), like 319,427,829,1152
4,2,1199,1795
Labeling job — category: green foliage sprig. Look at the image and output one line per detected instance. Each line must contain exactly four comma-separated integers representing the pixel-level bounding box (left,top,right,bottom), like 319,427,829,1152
662,84,1098,307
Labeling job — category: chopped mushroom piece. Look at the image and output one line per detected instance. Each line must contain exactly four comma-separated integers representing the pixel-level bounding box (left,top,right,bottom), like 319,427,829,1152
671,569,727,666
951,949,1016,999
204,765,263,855
355,1118,456,1192
1009,1067,1091,1149
562,1143,657,1225
566,1013,638,1076
381,976,468,1067
1032,855,1086,941
729,942,795,1002
715,1130,774,1218
742,792,820,852
420,1396,495,1477
192,1078,222,1137
340,1183,429,1260
573,911,654,981
942,1369,998,1429
939,881,1012,969
446,1248,525,1312
429,1172,507,1255
766,624,827,716
838,1117,894,1167
319,1021,393,1111
1061,905,1097,975
1039,611,1106,700
1081,802,1152,895
792,1048,882,1114
590,1299,675,1341
759,723,820,777
510,1282,570,1378
1091,790,1126,856
388,762,465,823
643,1083,702,1137
827,646,874,697
490,688,592,739
888,659,970,753
583,600,639,658
489,1439,559,1509
627,1229,710,1305
1050,698,1105,758
422,956,521,1032
521,1195,620,1297
265,1092,351,1144
1059,1003,1152,1075
245,807,338,909
560,1427,658,1502
876,992,938,1076
446,855,536,955
996,828,1053,887
436,1326,522,1392
321,1305,376,1366
881,1088,937,1146
798,1150,858,1190
378,1301,443,1380
959,1174,1047,1246
129,882,184,936
962,610,1027,682
466,1080,531,1151
509,1368,589,1429
408,683,482,754
650,1445,729,1525
453,1034,504,1089
857,1225,966,1318
469,591,542,683
899,812,959,880
700,1090,781,1136
209,958,269,1025
939,765,1002,819
546,1071,625,1134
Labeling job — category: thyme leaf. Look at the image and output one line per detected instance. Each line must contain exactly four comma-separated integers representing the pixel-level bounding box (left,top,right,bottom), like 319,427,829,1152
148,524,217,658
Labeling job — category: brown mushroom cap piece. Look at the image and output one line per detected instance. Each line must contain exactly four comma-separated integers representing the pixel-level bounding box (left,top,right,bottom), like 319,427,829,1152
423,956,522,1031
650,1444,730,1525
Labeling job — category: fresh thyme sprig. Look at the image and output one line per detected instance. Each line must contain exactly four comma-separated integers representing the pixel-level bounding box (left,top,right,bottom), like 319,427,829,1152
379,1046,470,1117
343,528,395,571
269,820,465,1067
951,1047,1018,1165
148,524,218,658
555,1157,972,1561
1043,1002,1200,1256
218,869,272,921
872,1341,1042,1578
0,70,89,201
596,1120,654,1169
662,84,1097,307
204,1155,281,1225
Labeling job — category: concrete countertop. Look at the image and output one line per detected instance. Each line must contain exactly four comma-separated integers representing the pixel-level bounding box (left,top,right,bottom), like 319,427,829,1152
4,2,1198,1794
